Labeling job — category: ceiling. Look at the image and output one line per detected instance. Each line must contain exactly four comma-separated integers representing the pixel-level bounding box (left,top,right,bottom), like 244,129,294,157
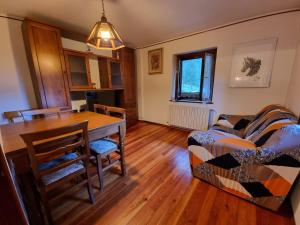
1,0,299,48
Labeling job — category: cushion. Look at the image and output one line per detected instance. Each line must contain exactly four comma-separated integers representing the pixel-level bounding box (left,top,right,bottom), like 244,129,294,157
247,118,296,147
41,163,84,185
90,138,118,155
261,124,300,154
38,152,79,171
188,129,244,147
244,108,296,138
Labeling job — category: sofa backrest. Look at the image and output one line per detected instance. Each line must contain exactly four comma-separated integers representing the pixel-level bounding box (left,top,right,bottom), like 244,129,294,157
246,116,297,147
244,104,296,139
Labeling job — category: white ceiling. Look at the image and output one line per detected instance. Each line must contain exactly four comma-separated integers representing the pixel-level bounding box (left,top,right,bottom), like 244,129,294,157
1,0,299,48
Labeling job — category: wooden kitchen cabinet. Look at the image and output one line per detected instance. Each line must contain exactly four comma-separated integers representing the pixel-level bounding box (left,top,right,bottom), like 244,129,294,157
98,57,122,89
64,49,94,90
114,47,138,126
22,19,71,109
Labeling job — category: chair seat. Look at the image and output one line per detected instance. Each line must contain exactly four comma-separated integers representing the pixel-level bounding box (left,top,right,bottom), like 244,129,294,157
38,152,78,171
41,163,84,185
90,138,118,155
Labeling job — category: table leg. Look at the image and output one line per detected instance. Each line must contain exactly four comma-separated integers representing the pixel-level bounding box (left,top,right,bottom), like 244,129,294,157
119,123,126,176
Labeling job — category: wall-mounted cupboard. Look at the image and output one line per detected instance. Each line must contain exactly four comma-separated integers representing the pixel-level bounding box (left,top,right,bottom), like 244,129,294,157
64,49,94,90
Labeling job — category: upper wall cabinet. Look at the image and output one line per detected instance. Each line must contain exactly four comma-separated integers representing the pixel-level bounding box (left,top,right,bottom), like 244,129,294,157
64,50,93,90
98,57,122,89
22,19,71,109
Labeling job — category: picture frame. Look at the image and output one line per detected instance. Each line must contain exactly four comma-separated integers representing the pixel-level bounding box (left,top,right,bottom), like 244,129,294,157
229,38,277,87
148,48,163,74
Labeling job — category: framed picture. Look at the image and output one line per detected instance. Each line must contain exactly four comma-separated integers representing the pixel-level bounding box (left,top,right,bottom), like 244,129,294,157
229,38,277,87
148,48,163,74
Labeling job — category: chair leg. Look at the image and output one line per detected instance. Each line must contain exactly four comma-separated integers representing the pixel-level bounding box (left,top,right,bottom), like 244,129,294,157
96,155,104,191
85,170,95,204
120,151,126,176
107,155,111,164
40,189,53,225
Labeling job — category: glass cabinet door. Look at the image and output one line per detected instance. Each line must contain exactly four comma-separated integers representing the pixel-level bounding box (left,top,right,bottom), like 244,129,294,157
64,50,92,90
110,61,122,87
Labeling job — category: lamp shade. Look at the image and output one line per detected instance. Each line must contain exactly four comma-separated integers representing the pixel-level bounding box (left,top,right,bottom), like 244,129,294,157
86,16,125,50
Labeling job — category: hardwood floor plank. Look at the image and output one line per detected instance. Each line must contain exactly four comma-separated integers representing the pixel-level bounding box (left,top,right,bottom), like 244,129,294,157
49,122,295,225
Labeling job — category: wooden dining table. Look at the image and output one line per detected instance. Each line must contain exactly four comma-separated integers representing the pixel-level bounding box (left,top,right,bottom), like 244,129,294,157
0,111,126,174
0,111,126,225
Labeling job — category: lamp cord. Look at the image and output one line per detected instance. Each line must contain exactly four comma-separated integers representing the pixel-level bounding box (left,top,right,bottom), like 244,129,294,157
101,0,105,16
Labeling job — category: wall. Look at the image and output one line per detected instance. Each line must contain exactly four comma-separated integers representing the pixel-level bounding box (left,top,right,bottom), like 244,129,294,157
0,16,37,124
136,12,300,125
285,16,300,225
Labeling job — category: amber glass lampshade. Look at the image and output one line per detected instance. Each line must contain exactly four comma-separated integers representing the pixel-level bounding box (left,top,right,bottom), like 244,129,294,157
86,15,125,50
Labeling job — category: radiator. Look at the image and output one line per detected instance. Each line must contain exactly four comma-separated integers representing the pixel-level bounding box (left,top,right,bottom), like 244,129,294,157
168,103,210,130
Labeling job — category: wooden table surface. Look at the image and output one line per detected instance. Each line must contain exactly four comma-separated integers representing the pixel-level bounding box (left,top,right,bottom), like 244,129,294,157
0,111,125,156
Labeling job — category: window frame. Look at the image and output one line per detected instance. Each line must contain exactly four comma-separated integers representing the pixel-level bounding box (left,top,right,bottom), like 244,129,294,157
175,48,217,103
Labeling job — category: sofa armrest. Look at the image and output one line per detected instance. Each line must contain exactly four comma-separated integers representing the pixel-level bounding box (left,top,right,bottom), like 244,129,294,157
215,114,255,131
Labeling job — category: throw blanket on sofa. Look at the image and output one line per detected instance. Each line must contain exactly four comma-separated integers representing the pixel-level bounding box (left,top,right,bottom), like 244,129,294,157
188,104,300,211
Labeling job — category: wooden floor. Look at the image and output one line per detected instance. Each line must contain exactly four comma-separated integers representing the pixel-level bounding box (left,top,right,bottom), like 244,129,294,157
52,122,295,225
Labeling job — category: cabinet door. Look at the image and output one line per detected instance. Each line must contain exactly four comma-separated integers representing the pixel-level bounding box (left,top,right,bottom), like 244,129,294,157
23,20,71,108
120,48,138,126
64,50,93,90
110,60,122,88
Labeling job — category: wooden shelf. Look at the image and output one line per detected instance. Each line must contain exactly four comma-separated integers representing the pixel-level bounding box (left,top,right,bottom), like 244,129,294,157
70,88,124,92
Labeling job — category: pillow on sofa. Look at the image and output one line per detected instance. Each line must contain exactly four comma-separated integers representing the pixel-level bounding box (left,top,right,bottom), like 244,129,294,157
261,124,300,156
248,118,296,147
244,106,296,138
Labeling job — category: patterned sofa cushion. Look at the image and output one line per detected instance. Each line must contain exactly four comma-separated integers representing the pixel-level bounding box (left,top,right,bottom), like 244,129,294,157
247,117,297,147
244,105,296,138
188,129,256,153
261,124,300,157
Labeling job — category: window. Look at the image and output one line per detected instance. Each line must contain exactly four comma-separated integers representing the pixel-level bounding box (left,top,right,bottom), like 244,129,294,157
175,48,217,102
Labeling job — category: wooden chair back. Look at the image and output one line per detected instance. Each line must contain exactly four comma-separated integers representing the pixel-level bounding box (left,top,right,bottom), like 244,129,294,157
105,106,126,120
3,111,23,123
20,107,60,121
93,104,107,115
79,104,88,112
20,121,90,181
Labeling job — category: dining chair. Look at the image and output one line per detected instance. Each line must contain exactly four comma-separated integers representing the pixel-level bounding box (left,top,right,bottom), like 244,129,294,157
20,107,61,121
3,111,23,123
93,104,107,114
20,121,95,225
79,104,88,112
91,104,126,191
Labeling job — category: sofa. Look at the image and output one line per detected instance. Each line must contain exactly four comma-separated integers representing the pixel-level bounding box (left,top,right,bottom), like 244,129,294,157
188,104,300,211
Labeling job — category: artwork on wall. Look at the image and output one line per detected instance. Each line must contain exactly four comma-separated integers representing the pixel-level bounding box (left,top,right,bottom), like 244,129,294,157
229,38,277,87
148,48,163,74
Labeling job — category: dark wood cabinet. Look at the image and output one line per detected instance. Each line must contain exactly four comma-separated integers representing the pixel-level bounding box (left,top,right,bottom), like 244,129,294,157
116,48,138,126
98,57,123,89
22,19,71,109
64,50,94,90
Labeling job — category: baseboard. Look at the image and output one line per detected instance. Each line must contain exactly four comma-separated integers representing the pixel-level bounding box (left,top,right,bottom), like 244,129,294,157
138,120,193,132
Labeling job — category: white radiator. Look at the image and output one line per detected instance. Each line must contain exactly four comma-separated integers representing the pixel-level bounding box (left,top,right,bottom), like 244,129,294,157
168,103,210,130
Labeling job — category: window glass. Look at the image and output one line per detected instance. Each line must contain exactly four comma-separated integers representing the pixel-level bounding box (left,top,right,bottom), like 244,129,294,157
175,48,217,102
181,58,202,94
202,53,214,101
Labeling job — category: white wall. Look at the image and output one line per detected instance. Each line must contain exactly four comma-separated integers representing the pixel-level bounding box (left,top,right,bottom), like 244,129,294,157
285,16,300,225
136,12,300,125
0,17,37,124
286,26,300,115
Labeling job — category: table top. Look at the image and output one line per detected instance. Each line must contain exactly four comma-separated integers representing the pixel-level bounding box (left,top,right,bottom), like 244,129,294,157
0,111,125,155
